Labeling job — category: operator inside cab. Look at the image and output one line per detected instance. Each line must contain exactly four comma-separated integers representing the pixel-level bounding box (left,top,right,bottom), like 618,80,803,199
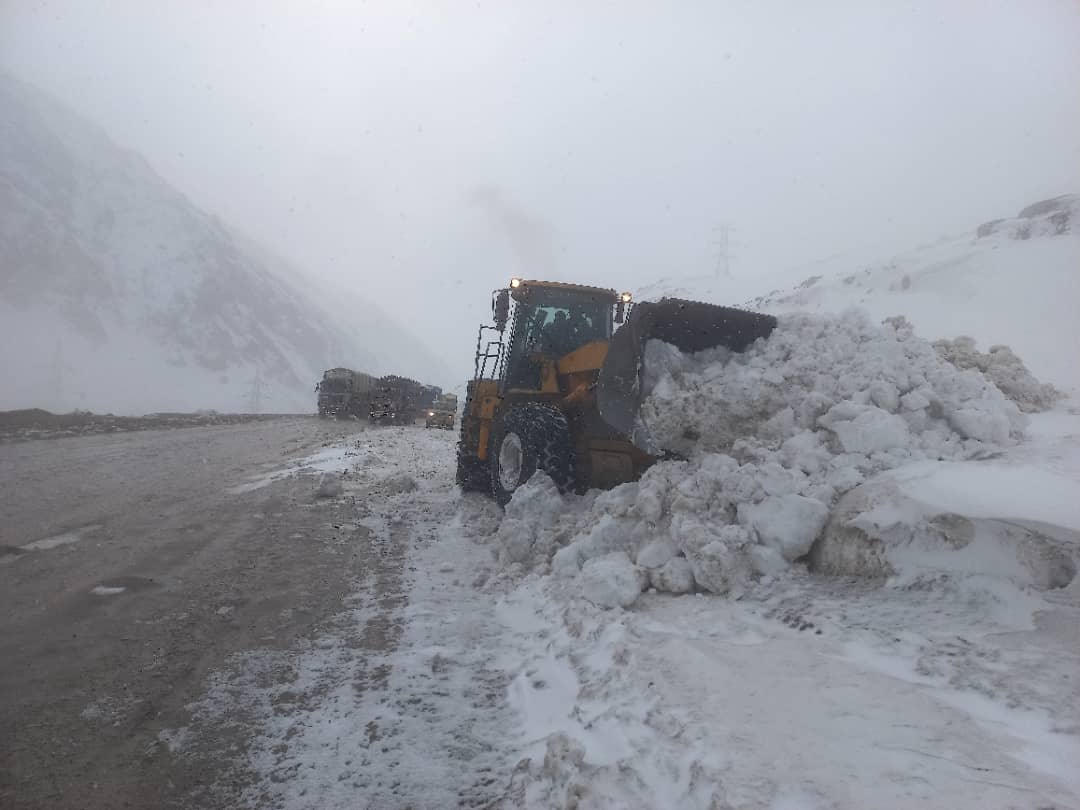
538,308,605,356
503,283,616,390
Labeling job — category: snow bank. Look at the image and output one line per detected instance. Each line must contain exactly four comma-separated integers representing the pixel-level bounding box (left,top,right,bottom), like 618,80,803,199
638,310,1025,458
811,462,1080,590
493,310,1031,599
933,335,1062,413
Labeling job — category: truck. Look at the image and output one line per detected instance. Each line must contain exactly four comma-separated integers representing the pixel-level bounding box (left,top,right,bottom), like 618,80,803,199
426,393,459,430
369,375,427,424
419,385,442,411
316,367,378,418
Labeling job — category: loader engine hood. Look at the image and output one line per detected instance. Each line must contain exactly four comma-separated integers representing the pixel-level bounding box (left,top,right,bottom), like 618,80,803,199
596,299,778,450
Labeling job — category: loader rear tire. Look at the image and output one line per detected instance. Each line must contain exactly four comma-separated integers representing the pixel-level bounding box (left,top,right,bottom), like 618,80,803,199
490,403,574,506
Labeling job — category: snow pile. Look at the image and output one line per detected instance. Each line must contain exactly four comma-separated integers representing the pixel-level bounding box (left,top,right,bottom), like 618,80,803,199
639,310,1025,457
811,461,1080,590
494,310,1031,604
932,335,1062,413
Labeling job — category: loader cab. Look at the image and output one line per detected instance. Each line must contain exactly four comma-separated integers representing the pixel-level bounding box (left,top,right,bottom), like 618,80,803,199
501,282,616,390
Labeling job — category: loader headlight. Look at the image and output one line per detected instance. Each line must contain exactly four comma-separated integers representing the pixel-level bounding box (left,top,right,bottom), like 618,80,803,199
510,277,523,289
620,292,632,303
428,411,435,417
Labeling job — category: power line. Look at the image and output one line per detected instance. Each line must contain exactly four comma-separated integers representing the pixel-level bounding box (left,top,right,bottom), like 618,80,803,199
52,340,65,408
712,224,737,278
249,369,264,413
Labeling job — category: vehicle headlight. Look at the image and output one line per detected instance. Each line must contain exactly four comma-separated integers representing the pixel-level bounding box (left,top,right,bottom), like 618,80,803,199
428,411,435,416
510,277,522,288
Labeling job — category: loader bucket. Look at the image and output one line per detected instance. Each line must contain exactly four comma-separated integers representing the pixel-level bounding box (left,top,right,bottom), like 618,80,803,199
596,299,778,447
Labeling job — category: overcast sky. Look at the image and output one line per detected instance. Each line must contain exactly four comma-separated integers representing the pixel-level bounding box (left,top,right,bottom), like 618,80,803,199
3,0,1078,372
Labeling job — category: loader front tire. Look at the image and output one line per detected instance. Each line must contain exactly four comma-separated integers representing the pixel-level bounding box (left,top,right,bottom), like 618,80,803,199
490,403,574,506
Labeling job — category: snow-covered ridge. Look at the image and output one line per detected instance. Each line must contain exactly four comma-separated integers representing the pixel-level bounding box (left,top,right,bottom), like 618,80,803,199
0,72,436,414
750,195,1080,395
639,195,1080,396
973,193,1079,240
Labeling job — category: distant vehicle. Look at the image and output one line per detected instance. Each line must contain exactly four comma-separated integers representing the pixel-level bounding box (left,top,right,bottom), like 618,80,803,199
420,384,442,411
426,393,458,430
316,368,377,418
369,375,427,424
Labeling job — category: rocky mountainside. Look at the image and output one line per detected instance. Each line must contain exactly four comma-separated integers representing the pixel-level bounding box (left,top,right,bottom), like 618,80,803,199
0,72,437,414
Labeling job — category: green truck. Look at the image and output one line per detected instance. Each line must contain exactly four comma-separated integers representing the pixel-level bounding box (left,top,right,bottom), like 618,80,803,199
316,368,378,418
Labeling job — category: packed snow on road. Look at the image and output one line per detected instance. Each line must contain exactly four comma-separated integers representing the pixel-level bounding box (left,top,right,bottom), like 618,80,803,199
162,309,1079,810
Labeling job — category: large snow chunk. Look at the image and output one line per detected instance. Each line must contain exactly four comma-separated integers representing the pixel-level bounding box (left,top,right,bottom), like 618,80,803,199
580,552,643,609
505,472,564,523
755,461,802,496
934,336,1062,413
635,538,677,569
651,556,696,594
827,407,911,454
947,403,1012,445
748,544,789,576
497,473,564,564
551,543,583,578
739,494,829,561
868,380,900,413
575,514,633,561
687,528,755,596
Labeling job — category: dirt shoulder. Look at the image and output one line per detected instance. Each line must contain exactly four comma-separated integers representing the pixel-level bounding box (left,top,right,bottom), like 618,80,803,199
0,409,303,444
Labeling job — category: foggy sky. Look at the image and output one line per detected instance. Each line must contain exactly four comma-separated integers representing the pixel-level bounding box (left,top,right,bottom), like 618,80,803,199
3,1,1079,386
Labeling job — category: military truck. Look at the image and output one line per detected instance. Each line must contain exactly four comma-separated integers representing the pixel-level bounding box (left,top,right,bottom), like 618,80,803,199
420,385,442,411
316,367,378,418
426,393,459,430
369,375,427,424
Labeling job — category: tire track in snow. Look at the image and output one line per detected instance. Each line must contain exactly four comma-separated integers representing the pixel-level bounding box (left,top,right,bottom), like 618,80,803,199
162,427,518,809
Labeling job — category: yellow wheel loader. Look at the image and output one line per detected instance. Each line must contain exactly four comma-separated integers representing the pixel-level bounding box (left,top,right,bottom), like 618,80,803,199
456,278,777,504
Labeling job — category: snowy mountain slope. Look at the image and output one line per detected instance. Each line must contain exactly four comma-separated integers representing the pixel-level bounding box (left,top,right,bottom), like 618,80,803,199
0,72,435,414
639,195,1080,395
232,233,444,389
